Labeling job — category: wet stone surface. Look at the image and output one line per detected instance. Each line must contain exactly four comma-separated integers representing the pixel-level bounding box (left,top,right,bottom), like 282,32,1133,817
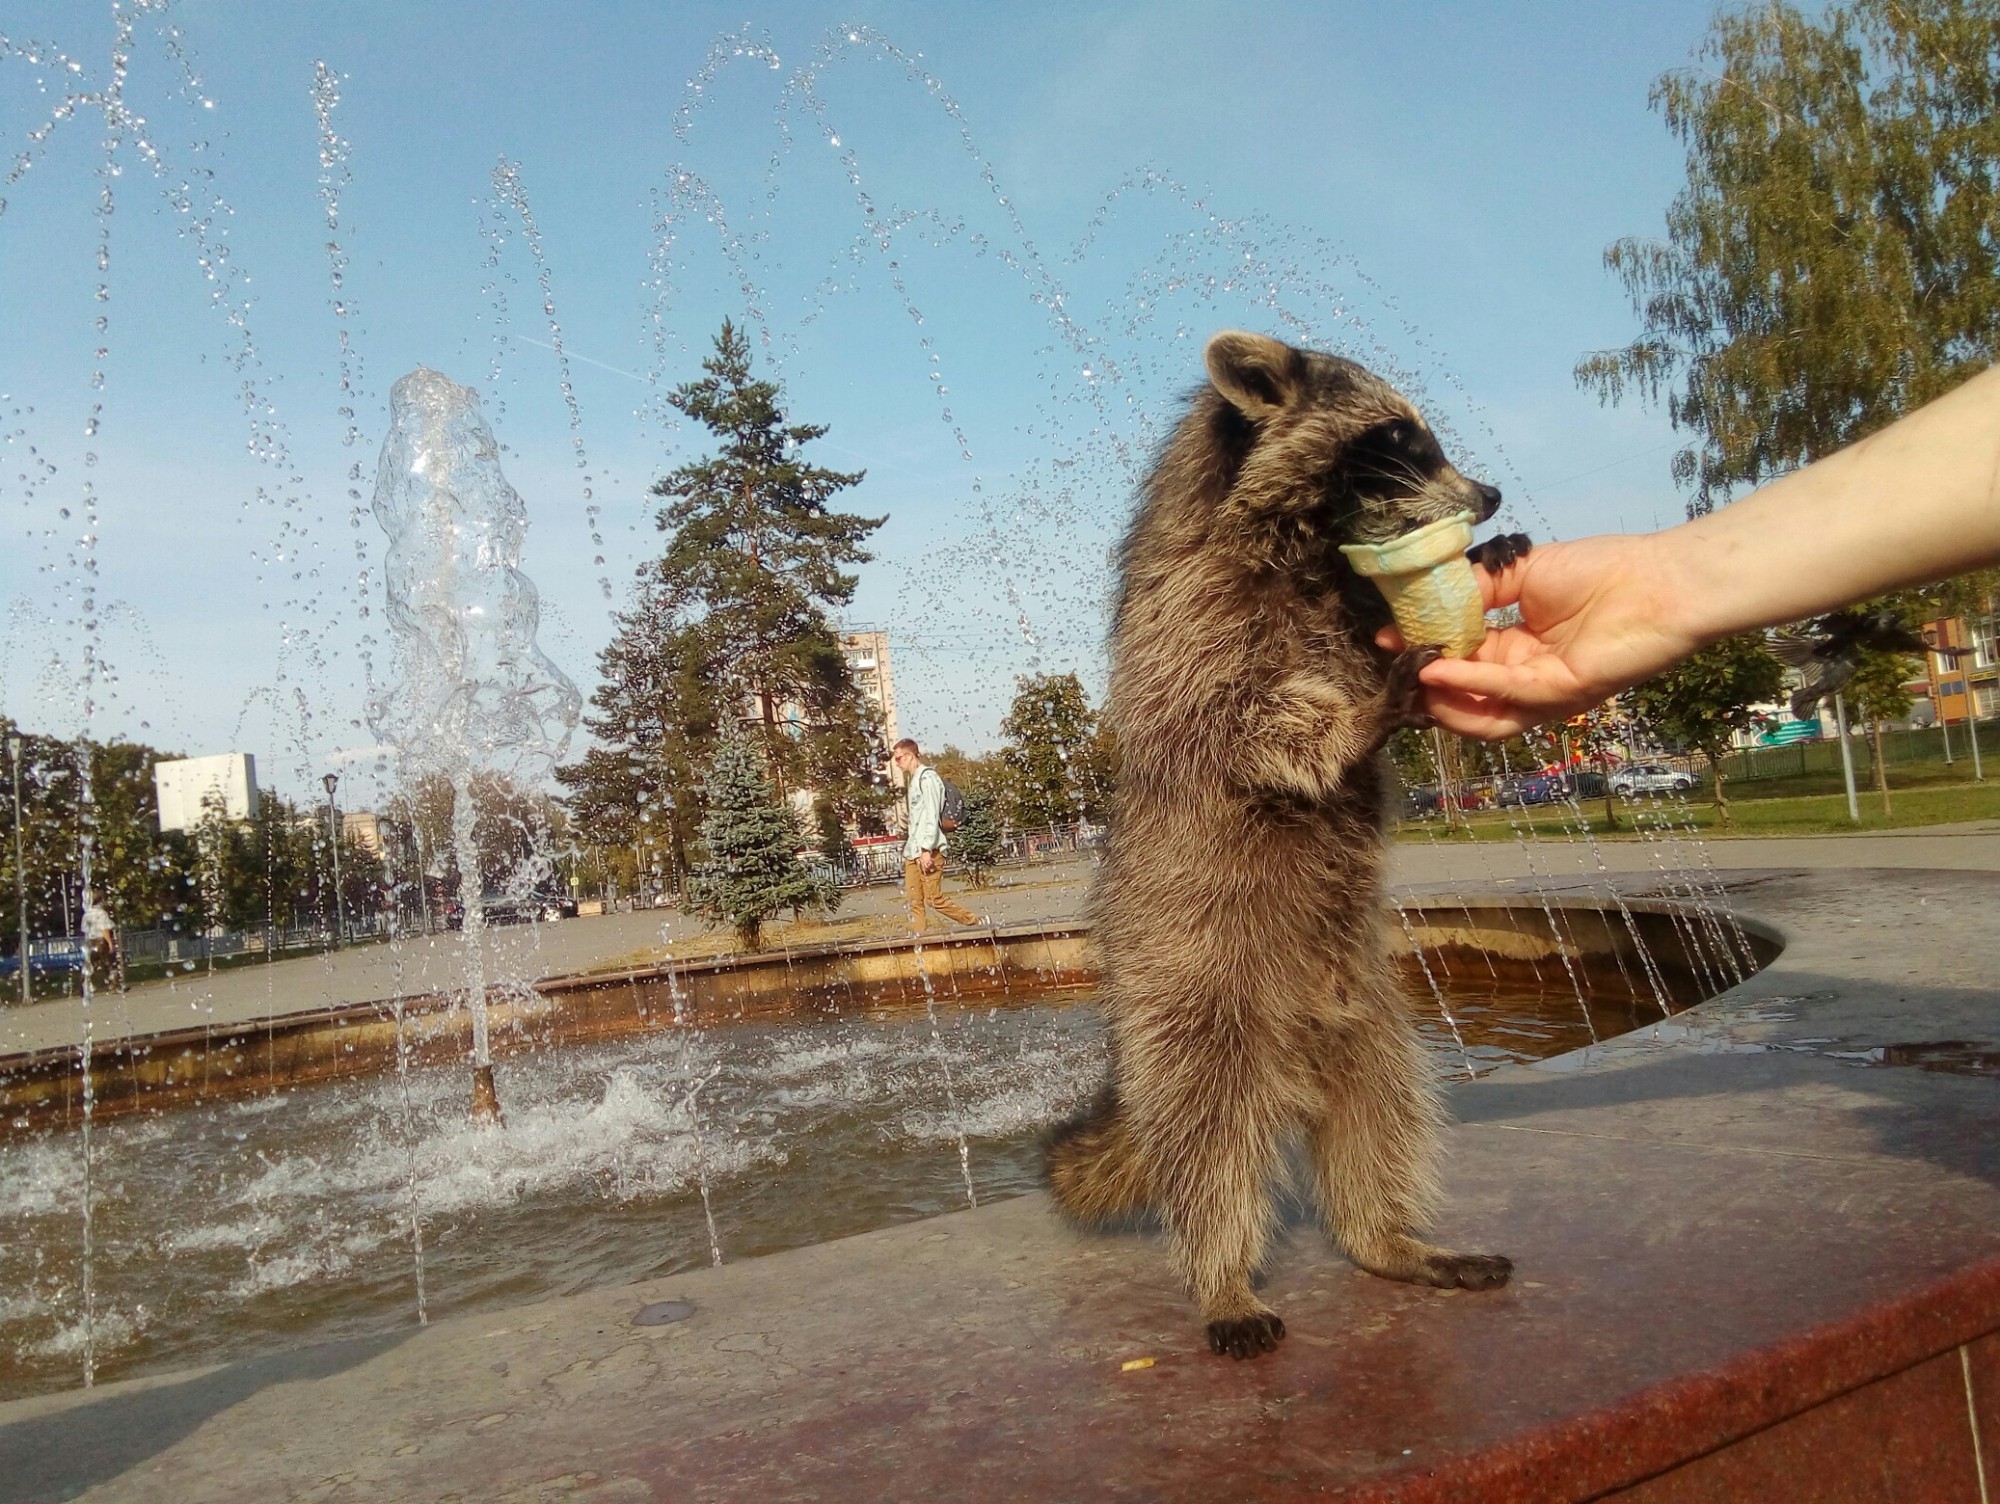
0,965,1654,1402
0,867,1995,1504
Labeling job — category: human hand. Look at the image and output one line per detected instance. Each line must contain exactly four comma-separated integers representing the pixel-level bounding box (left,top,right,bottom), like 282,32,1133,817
1374,533,1697,739
919,850,939,875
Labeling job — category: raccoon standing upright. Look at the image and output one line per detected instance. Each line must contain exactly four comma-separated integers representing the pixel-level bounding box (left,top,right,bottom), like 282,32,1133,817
1046,330,1521,1360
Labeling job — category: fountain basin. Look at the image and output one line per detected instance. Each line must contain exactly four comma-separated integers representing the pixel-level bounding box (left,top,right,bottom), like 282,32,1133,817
0,899,1776,1132
0,894,1774,1402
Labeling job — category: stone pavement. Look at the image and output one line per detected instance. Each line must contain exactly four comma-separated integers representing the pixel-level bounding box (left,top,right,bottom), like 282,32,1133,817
4,825,1998,1059
2,864,1999,1499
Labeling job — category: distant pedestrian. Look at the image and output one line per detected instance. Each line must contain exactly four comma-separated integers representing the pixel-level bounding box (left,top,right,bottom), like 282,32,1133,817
891,738,978,933
82,902,118,983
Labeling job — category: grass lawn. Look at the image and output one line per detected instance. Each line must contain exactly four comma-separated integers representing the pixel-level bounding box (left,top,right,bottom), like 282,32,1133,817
1401,774,2000,841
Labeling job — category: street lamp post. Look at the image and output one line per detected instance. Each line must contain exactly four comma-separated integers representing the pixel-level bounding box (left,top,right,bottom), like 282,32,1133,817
323,772,344,950
9,735,25,1008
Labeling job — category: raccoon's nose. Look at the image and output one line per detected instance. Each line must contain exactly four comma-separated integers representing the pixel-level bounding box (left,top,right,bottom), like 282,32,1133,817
1472,481,1501,521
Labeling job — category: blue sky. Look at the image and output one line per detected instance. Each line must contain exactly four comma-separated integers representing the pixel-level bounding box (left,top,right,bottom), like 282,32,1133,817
0,1,1731,805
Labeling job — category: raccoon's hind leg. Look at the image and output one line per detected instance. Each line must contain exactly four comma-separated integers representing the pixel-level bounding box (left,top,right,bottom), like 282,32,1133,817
1121,1026,1295,1359
1044,1085,1153,1226
1308,997,1512,1291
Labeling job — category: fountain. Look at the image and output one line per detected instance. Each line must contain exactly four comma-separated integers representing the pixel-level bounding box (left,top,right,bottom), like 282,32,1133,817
0,11,1769,1394
365,366,581,1124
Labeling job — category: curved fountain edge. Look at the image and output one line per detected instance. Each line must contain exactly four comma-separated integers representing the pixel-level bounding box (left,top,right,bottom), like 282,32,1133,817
0,893,1783,1132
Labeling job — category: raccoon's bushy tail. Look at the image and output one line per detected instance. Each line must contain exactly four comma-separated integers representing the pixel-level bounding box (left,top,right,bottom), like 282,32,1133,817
1044,1084,1153,1225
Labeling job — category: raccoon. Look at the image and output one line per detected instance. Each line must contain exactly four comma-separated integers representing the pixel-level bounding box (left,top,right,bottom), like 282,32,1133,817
1046,331,1523,1360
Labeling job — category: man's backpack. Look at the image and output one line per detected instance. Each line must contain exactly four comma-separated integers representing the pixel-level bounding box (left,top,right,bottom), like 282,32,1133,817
937,775,966,833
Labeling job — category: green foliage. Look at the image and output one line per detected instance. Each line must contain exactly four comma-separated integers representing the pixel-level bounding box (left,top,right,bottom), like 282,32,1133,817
683,739,836,950
1579,0,2000,513
950,787,1004,886
810,792,849,871
378,770,566,903
560,321,889,872
1847,647,1923,727
999,673,1113,829
1385,727,1436,789
554,589,716,889
0,717,393,956
1627,635,1785,819
929,745,1009,803
652,320,886,800
3,722,179,942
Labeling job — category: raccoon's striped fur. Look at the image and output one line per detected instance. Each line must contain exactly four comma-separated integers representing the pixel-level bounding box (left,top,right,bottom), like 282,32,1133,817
1047,331,1515,1360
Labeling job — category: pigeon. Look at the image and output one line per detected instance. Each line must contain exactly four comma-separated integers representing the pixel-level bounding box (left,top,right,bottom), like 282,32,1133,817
1768,609,1966,720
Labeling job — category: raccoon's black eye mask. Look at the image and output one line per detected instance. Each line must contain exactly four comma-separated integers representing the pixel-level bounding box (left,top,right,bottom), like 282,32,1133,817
1314,419,1443,527
1339,419,1447,497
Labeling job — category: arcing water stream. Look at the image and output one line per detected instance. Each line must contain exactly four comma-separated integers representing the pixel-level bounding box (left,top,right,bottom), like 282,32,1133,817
0,12,1762,1401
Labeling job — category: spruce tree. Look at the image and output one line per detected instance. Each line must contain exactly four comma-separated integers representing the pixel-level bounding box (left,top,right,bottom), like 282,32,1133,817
951,788,1004,887
654,320,885,801
555,585,719,897
684,738,835,950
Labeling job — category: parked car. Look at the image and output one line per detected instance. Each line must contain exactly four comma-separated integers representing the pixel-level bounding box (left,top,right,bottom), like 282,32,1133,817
1513,773,1572,806
1610,763,1696,797
0,942,86,980
1404,785,1442,816
1496,773,1572,807
457,892,580,926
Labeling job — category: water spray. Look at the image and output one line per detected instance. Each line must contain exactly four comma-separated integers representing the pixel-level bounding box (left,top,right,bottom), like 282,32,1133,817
366,368,580,1126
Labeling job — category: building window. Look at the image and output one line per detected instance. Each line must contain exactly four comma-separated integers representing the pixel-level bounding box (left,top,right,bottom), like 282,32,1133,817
1977,682,1998,719
1974,614,2000,669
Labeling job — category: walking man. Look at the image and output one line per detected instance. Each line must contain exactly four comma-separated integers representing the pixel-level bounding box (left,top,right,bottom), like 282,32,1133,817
891,738,978,933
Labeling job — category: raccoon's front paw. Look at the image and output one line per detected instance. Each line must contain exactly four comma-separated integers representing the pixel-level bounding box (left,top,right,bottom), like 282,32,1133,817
1206,1310,1286,1360
1385,645,1443,731
1419,1250,1513,1290
1466,532,1531,574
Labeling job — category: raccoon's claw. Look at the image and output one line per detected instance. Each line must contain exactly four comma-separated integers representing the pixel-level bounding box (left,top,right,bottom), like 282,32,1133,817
1466,532,1531,574
1206,1311,1286,1360
1384,645,1443,731
1419,1251,1514,1290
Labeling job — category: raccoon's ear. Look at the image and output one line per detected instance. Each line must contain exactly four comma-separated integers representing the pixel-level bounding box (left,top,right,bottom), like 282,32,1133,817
1204,331,1303,419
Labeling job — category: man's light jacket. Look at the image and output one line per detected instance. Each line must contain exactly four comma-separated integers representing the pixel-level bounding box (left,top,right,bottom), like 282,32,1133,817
904,764,949,860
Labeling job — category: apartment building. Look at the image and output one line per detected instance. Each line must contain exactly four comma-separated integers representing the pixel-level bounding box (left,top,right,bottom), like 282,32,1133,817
1912,598,2000,727
840,628,901,782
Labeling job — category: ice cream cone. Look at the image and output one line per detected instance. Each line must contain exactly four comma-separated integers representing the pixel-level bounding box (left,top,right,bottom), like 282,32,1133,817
1339,511,1487,659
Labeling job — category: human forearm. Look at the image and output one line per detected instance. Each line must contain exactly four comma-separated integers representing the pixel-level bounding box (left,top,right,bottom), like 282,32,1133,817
1408,362,2000,739
1667,361,2000,647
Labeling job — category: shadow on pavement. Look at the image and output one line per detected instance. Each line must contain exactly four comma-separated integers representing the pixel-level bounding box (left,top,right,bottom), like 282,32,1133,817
0,1331,409,1504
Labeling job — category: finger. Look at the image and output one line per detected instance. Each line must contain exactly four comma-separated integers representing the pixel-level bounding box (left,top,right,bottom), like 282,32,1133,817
1426,688,1532,741
1419,655,1556,701
1374,625,1408,652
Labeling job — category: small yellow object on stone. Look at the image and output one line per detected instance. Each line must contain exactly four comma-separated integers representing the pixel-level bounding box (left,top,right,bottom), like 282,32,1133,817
1339,510,1487,659
1121,1356,1156,1372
